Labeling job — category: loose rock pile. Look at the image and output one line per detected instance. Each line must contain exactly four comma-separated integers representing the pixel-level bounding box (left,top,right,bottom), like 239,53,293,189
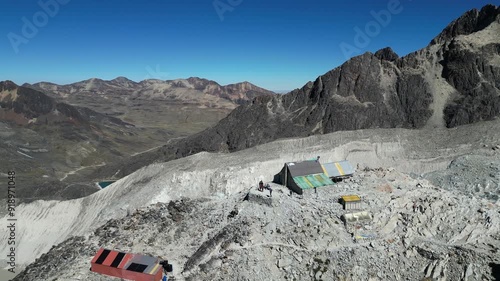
425,154,500,201
13,167,500,281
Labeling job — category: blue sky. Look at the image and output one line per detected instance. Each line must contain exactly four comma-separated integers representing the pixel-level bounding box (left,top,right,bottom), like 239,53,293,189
0,0,496,91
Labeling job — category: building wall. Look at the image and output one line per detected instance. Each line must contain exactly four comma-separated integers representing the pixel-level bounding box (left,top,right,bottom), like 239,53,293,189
91,261,162,281
344,201,361,210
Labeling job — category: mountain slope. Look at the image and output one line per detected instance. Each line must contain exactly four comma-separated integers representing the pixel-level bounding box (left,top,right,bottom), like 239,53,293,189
3,118,500,280
3,5,500,281
91,4,500,180
13,176,500,280
28,77,274,120
1,77,275,203
0,81,149,203
0,80,130,127
30,76,274,104
27,78,275,159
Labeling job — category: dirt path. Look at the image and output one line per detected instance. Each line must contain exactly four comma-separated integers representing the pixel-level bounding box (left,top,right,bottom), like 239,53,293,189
59,162,106,181
130,145,164,156
129,137,186,157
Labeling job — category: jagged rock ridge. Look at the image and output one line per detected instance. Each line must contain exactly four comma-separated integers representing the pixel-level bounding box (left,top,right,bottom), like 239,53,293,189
95,4,500,179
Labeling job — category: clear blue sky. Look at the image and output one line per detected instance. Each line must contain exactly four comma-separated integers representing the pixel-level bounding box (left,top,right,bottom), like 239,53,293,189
0,0,496,91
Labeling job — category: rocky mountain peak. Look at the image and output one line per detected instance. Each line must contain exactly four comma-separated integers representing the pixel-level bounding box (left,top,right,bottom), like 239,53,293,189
74,78,107,89
228,81,253,90
431,4,500,44
75,4,500,184
0,80,18,91
0,82,58,120
186,77,215,84
186,77,219,90
86,78,101,83
374,47,399,61
111,76,135,84
108,77,137,88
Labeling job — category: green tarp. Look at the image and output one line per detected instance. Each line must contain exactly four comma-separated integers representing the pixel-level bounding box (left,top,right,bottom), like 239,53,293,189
293,173,334,189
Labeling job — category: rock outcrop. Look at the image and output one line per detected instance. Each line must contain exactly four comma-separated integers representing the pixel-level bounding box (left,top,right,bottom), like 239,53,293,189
93,5,500,180
431,4,500,44
11,167,500,280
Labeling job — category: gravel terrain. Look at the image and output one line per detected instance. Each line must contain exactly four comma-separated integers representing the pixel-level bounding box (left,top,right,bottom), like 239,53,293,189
2,119,500,280
13,168,500,280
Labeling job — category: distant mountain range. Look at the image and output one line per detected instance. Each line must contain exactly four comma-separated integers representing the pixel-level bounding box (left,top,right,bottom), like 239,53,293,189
28,76,274,108
1,78,275,203
26,77,274,128
91,4,500,180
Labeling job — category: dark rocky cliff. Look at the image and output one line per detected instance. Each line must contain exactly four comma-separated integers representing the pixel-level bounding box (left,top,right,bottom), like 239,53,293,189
91,4,500,179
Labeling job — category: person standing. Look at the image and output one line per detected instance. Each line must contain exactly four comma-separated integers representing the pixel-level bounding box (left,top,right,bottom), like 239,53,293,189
265,183,272,197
